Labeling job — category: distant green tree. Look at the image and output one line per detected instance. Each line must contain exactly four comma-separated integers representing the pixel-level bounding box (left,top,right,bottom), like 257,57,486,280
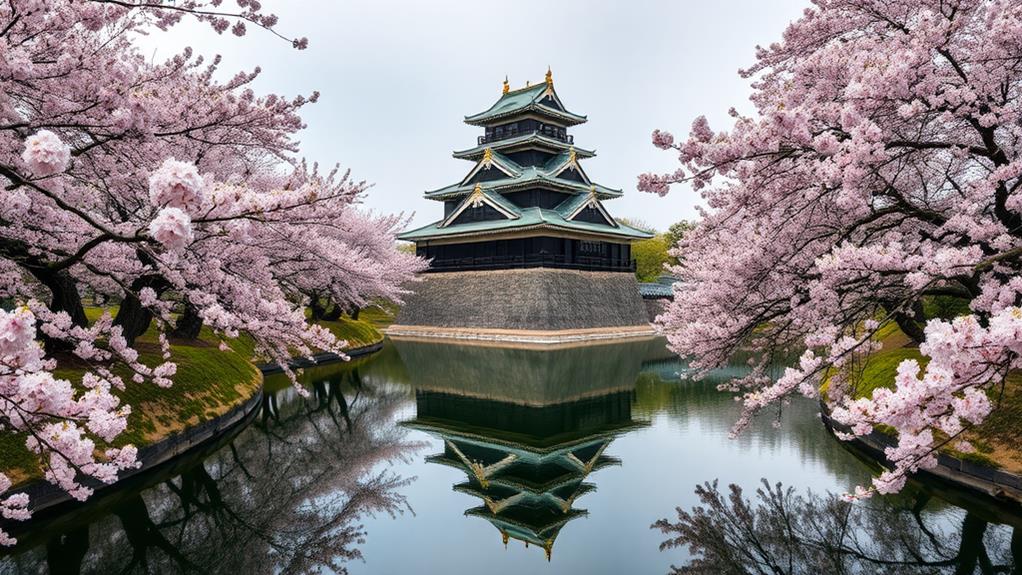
632,234,670,282
663,220,694,264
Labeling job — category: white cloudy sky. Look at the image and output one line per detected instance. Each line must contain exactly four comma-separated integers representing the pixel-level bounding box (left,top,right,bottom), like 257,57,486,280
145,0,809,232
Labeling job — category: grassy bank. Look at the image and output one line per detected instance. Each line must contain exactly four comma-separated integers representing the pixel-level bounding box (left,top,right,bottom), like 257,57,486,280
0,305,393,487
314,305,393,350
825,325,1022,474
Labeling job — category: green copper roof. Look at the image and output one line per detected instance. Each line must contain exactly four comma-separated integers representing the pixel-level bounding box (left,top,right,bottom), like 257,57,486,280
638,282,674,298
452,133,596,161
553,191,594,218
465,83,587,126
397,205,654,242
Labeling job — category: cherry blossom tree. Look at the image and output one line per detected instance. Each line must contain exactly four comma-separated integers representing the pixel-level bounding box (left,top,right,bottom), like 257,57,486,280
0,0,422,544
641,0,1022,496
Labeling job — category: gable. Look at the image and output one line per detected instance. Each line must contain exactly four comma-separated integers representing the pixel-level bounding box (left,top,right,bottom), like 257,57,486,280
448,203,506,226
465,164,510,185
539,94,564,111
572,203,616,226
440,184,520,228
557,167,587,184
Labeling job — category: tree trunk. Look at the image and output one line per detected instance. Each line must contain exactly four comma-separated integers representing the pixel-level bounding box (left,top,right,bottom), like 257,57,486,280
308,295,326,322
114,293,152,347
349,306,360,321
1,239,87,329
114,275,168,347
171,302,203,339
32,268,88,328
883,300,927,345
27,266,88,353
322,303,343,321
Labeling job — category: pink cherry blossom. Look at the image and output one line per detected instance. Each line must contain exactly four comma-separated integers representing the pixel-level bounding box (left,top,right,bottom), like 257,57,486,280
652,129,675,150
20,130,69,176
149,207,194,250
148,159,206,213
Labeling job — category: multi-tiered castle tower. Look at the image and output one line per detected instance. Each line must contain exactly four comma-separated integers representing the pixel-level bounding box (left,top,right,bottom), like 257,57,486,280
392,70,654,344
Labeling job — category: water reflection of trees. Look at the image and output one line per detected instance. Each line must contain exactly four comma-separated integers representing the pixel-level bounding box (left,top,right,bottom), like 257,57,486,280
653,480,1019,575
2,365,421,574
633,360,876,489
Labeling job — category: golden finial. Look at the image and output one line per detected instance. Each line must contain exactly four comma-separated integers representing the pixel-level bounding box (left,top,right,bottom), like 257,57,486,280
501,531,509,547
568,146,576,164
502,76,509,94
482,148,493,163
544,539,553,562
546,66,553,86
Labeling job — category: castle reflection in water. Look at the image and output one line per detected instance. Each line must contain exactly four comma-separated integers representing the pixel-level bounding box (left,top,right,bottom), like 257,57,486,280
393,337,664,560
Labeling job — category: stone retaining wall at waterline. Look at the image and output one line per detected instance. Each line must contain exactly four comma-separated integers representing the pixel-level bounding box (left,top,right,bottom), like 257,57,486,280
820,404,1022,505
11,383,264,518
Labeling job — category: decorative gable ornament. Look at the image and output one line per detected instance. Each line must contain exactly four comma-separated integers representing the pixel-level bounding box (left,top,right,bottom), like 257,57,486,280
470,183,485,208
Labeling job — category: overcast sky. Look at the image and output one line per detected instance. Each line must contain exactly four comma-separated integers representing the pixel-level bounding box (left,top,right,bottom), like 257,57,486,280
146,0,809,232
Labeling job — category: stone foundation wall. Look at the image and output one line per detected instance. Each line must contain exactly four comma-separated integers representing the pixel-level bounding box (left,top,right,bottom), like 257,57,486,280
643,298,667,323
395,268,650,331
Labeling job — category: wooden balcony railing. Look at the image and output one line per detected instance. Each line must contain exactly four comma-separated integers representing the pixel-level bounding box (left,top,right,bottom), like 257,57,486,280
425,254,635,273
477,130,573,146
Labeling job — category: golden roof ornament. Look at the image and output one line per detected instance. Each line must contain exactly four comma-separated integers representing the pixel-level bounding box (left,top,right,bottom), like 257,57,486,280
470,183,485,208
482,147,493,163
545,66,553,86
502,76,509,94
568,145,577,165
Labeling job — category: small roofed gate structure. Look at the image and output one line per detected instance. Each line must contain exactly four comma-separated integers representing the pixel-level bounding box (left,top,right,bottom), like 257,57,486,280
638,274,677,322
393,70,655,344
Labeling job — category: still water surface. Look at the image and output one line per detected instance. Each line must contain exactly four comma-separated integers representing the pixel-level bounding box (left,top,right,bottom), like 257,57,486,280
1,338,1018,574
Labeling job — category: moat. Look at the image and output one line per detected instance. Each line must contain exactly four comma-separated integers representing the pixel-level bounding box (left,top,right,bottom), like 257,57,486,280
1,339,1018,574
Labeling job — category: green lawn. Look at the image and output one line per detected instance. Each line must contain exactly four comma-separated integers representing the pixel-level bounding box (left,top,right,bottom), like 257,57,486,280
306,303,395,349
824,324,1022,472
316,315,384,350
0,304,392,487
